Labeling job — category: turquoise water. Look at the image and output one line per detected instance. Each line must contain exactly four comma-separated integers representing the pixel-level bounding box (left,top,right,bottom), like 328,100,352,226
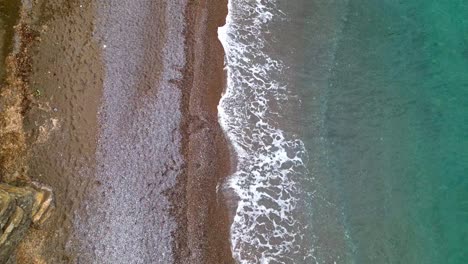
221,0,466,262
315,0,467,263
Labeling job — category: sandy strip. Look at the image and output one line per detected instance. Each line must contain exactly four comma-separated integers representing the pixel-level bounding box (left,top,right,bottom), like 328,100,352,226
174,0,234,263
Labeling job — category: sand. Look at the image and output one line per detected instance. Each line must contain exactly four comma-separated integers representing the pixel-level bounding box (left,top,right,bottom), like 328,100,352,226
19,1,105,262
175,0,234,263
2,0,234,263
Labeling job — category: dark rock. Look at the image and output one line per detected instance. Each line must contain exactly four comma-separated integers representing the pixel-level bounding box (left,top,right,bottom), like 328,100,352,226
0,183,53,263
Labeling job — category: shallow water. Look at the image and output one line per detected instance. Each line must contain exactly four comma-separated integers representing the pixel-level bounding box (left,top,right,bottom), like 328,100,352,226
220,0,467,263
219,0,349,263
219,0,314,261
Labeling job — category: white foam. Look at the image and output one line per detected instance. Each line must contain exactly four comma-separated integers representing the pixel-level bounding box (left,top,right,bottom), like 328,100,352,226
218,0,316,263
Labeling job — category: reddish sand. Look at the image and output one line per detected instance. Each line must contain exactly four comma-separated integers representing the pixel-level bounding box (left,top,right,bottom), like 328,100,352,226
173,0,235,263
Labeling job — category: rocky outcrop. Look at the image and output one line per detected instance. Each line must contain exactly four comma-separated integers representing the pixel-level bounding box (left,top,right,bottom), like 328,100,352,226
0,183,53,263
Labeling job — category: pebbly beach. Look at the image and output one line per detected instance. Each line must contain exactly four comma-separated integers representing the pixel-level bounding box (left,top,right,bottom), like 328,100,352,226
0,0,234,263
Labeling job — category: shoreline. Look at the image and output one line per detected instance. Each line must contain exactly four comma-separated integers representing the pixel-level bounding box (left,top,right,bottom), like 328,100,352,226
175,0,234,263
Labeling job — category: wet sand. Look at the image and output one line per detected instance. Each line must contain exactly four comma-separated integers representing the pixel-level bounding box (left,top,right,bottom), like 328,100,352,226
20,1,104,262
176,0,234,263
2,0,234,263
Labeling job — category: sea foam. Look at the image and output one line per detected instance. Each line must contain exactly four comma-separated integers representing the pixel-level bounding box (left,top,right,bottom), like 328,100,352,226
218,0,315,263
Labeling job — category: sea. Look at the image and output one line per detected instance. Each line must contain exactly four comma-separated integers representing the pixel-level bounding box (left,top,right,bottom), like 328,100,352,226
218,0,468,263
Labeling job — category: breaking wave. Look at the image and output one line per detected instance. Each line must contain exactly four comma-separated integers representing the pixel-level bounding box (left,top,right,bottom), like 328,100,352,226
218,0,315,263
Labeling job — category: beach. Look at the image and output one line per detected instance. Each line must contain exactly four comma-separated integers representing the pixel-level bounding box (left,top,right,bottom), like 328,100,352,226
1,0,233,263
4,0,467,263
179,0,233,263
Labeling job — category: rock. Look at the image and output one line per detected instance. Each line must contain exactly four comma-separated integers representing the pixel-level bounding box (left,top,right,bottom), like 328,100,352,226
0,183,54,263
0,190,15,229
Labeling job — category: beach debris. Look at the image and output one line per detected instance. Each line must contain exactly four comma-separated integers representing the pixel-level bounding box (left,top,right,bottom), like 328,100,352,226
36,118,61,144
34,89,41,97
